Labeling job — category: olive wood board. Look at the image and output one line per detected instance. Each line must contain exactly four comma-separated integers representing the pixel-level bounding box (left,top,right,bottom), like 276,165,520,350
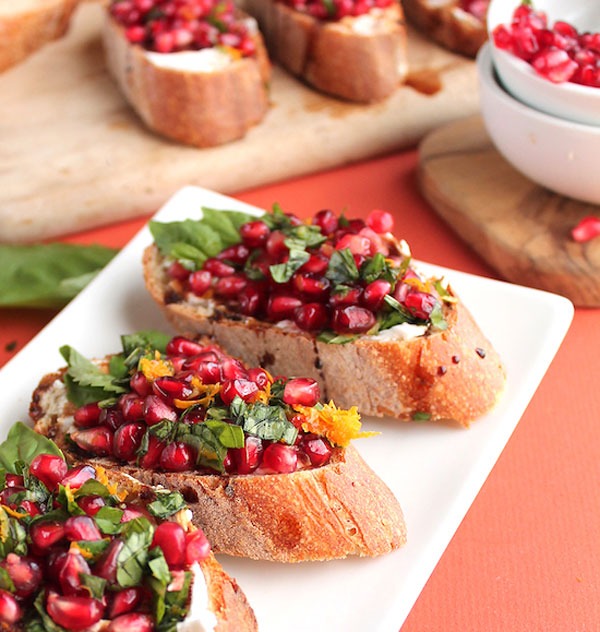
0,1,481,244
418,114,600,307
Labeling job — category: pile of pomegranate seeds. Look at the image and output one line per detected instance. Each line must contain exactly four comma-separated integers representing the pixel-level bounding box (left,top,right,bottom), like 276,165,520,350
459,0,489,22
0,429,210,630
63,333,363,476
110,0,256,55
163,206,449,338
279,0,393,22
492,2,600,87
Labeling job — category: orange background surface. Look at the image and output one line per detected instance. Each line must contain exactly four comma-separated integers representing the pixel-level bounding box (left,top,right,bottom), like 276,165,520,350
1,150,599,630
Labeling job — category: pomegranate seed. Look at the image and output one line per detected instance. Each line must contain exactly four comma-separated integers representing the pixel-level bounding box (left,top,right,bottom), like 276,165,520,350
154,31,175,53
247,367,271,389
153,376,193,401
267,295,303,320
191,360,221,384
59,549,91,596
294,303,329,331
335,233,371,256
21,500,41,516
331,305,376,334
362,279,392,311
130,371,152,397
299,253,329,275
572,216,600,242
189,269,212,296
113,422,145,461
46,592,104,631
262,443,298,473
2,554,41,598
99,407,126,432
120,504,149,523
29,454,68,491
219,357,248,381
60,464,96,489
159,442,195,472
144,394,177,425
329,286,362,307
0,589,22,625
125,25,145,43
107,587,143,619
293,273,331,300
229,436,263,474
4,474,23,487
403,291,438,320
240,220,270,248
300,434,333,467
74,402,102,428
214,274,248,298
118,393,145,421
167,259,190,281
95,540,124,584
77,494,105,516
532,48,578,83
71,426,113,456
64,515,103,542
312,209,338,235
30,521,65,550
138,434,165,469
216,243,250,264
185,529,211,564
220,379,259,405
151,522,186,568
203,258,235,278
107,613,154,632
283,378,320,406
166,336,206,356
265,230,288,259
366,209,394,233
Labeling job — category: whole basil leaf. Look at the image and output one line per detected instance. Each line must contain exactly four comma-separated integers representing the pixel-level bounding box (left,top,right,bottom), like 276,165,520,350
0,422,64,473
117,517,154,588
0,243,117,309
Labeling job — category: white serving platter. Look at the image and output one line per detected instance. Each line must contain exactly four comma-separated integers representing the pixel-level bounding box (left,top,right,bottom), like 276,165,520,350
0,187,574,631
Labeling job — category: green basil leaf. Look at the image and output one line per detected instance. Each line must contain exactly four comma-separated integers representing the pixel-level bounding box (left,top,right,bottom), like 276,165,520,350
94,505,125,535
116,517,154,588
325,248,359,285
73,539,110,563
204,419,245,448
60,345,127,407
229,398,298,445
428,302,448,331
260,203,294,230
0,243,117,309
0,422,64,473
148,547,172,585
121,330,171,358
269,247,309,283
316,331,360,345
360,252,397,284
32,591,69,632
80,573,107,600
147,491,187,520
200,207,256,247
285,225,326,249
0,567,15,593
73,478,112,499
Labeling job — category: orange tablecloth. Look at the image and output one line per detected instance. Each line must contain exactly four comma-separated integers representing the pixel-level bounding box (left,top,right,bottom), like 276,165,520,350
1,150,599,631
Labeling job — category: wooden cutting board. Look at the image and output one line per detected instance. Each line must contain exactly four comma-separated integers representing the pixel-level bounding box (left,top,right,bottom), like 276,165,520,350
0,2,480,244
418,115,600,307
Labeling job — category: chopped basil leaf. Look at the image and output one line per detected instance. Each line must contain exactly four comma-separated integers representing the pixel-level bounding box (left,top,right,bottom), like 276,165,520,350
325,248,359,285
359,252,398,285
149,219,224,265
285,225,326,249
0,567,15,593
74,478,113,499
412,411,432,422
94,505,125,535
148,420,177,444
260,203,294,230
0,423,64,474
229,397,298,445
147,491,187,520
116,517,154,588
80,573,107,600
73,539,110,563
121,331,170,358
32,591,68,632
200,207,255,246
428,302,448,331
317,331,360,345
269,246,310,283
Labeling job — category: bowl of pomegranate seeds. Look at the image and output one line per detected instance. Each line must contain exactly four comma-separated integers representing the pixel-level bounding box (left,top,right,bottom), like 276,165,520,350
477,41,600,204
487,0,600,126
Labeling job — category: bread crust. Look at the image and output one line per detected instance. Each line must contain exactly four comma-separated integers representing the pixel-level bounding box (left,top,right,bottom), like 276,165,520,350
402,0,487,58
143,244,506,426
102,10,271,147
30,369,407,563
0,0,79,73
243,0,407,102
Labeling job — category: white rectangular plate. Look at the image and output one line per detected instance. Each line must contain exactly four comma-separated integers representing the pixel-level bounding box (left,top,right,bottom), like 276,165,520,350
0,187,574,632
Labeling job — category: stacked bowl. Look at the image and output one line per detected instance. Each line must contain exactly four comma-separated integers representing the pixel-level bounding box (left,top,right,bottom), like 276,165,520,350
478,0,600,205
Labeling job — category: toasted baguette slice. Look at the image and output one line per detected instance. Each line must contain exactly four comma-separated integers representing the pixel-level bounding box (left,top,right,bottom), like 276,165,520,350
30,347,407,563
402,0,488,57
0,423,256,631
103,8,271,147
143,243,505,426
0,0,79,73
242,0,407,102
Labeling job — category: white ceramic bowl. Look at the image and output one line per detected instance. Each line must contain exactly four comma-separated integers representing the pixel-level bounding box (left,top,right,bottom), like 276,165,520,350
477,42,600,205
487,0,600,126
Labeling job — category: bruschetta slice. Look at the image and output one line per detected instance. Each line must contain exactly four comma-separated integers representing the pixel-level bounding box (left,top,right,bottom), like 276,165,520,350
0,422,256,631
103,0,271,147
402,0,488,57
241,0,407,102
30,332,407,563
142,205,506,425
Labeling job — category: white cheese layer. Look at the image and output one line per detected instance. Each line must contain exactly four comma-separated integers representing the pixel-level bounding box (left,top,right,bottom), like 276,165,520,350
370,322,428,341
177,562,218,632
144,48,234,73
